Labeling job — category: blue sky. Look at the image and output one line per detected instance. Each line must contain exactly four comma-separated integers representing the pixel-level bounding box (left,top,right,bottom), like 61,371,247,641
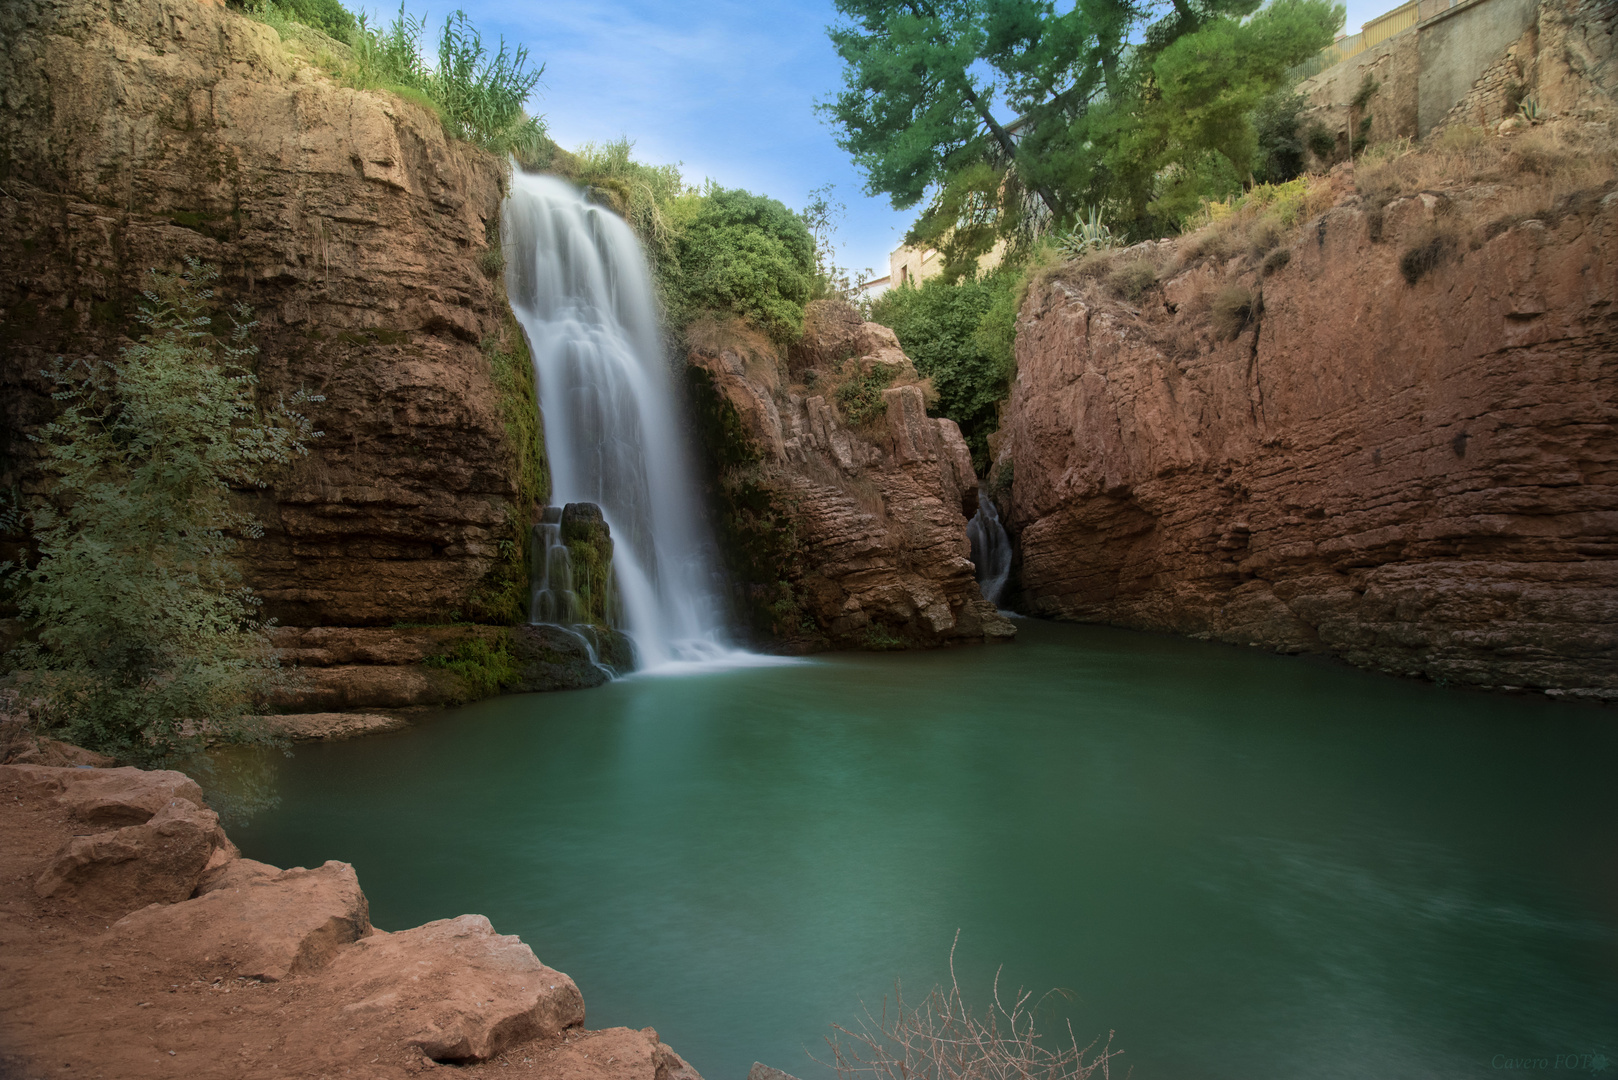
410,0,1391,279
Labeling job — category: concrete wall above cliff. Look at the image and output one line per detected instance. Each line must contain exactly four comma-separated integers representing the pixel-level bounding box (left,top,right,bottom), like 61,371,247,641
1298,0,1614,152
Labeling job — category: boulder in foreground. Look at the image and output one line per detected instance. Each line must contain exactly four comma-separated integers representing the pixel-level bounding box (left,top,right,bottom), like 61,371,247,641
113,859,371,981
322,913,588,1062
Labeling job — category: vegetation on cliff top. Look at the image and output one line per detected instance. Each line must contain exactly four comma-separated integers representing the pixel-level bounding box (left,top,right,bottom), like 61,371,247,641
527,140,820,347
823,0,1342,272
868,270,1020,472
1,262,321,765
244,0,547,156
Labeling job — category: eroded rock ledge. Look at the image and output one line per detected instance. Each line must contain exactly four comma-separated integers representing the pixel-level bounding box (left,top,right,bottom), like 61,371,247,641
0,762,704,1080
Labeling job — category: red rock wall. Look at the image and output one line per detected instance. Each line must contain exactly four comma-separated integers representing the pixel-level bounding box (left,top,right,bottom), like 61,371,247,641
1000,181,1618,699
688,305,1013,649
0,0,520,626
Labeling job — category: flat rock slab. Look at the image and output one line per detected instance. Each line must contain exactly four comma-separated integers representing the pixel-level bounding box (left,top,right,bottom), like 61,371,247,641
322,913,586,1062
3,737,116,768
261,712,410,742
113,860,371,981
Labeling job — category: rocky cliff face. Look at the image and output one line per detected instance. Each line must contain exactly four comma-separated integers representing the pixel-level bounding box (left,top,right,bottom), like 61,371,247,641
0,0,528,628
998,160,1617,699
688,304,1013,650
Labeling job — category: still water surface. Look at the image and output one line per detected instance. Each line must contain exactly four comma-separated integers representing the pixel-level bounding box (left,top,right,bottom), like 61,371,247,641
235,620,1618,1079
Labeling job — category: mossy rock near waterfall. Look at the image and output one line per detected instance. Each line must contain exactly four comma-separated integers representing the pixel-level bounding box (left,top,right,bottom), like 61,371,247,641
508,625,633,690
555,503,619,629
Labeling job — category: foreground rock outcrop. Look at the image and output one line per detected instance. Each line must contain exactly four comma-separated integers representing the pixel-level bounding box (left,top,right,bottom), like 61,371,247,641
687,305,1013,649
998,152,1617,698
0,761,705,1079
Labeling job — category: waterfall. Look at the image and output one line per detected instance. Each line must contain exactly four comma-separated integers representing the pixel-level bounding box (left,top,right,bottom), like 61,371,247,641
967,488,1013,608
503,171,741,672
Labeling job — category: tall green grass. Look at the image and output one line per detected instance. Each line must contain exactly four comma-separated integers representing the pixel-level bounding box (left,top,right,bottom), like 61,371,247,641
246,0,548,156
348,6,546,154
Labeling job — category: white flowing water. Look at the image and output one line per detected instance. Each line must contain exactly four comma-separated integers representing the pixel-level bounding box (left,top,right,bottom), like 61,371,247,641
504,171,762,673
967,487,1013,607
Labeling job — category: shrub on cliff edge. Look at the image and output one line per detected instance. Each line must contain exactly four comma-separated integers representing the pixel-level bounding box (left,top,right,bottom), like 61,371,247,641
0,262,321,766
869,270,1019,473
668,187,817,345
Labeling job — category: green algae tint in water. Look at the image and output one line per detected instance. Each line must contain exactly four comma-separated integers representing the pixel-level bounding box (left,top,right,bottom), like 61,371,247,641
233,621,1618,1080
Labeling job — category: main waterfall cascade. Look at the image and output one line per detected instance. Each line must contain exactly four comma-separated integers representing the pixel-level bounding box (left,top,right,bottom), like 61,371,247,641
504,171,757,672
967,488,1013,608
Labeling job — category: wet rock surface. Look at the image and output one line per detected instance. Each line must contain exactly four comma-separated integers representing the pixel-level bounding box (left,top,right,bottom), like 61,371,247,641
509,624,625,691
269,624,617,714
0,761,707,1079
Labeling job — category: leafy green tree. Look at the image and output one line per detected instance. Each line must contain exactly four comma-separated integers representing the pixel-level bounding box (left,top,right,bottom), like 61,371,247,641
669,187,816,343
820,0,1087,232
823,0,1340,253
1,262,321,765
1103,0,1340,226
1251,88,1308,183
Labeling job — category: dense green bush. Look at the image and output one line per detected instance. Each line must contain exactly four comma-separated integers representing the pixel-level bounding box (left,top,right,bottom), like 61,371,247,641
1252,89,1308,184
833,363,896,427
869,270,1020,472
1,262,321,765
526,142,825,347
565,139,688,272
668,187,816,344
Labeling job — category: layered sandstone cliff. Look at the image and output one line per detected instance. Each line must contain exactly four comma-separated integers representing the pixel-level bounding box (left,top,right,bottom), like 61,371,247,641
998,154,1617,698
688,304,1013,649
0,0,527,629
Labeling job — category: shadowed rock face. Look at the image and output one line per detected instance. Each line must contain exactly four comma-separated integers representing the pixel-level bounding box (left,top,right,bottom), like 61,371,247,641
999,177,1618,699
688,305,1013,650
0,0,518,628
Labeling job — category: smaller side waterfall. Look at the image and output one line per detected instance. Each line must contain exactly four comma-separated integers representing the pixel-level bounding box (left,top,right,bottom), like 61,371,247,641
967,488,1013,607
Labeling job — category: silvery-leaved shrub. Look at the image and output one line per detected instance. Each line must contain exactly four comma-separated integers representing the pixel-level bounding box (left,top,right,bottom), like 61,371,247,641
1,260,322,766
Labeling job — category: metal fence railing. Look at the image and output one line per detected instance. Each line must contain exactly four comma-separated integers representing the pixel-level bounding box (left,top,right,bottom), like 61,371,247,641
1312,0,1465,69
